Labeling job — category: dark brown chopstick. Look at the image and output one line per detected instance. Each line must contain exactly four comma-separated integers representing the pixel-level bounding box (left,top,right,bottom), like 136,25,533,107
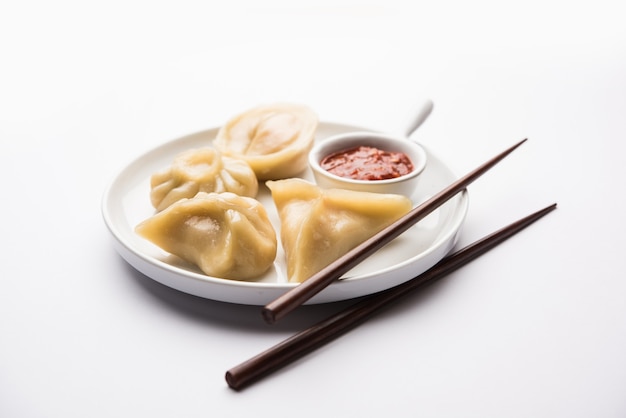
226,202,557,390
262,138,528,324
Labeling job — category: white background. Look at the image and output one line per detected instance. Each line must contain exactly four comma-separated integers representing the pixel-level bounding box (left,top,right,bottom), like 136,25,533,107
2,1,625,417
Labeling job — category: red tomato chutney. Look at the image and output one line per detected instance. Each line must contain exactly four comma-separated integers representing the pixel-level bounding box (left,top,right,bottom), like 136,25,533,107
320,145,414,181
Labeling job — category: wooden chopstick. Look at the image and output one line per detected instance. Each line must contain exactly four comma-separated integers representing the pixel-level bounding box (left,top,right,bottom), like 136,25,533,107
226,202,557,390
262,138,528,324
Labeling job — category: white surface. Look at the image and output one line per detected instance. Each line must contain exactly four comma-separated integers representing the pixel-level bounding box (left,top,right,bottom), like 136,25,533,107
2,1,626,417
102,122,468,305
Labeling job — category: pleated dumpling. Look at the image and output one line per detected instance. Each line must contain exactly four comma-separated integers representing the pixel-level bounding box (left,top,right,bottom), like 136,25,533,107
135,192,277,281
266,178,412,283
150,147,258,212
213,103,318,180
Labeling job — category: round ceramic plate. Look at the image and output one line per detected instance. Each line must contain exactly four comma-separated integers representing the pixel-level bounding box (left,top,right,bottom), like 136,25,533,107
102,122,469,305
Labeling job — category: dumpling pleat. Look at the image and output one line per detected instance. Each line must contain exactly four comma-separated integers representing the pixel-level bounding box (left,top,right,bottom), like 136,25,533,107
266,178,412,283
136,192,276,281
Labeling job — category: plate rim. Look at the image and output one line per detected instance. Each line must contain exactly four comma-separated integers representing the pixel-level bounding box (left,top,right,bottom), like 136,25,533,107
101,121,469,305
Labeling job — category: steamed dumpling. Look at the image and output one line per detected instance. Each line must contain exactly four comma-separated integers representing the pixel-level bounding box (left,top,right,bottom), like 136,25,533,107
213,103,318,180
150,147,258,212
266,178,412,283
135,192,277,280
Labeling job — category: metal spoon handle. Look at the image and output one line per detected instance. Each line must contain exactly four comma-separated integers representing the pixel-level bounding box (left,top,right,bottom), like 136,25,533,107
404,99,434,138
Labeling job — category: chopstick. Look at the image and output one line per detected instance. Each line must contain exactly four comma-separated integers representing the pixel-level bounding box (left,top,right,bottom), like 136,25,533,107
226,202,557,391
262,138,528,324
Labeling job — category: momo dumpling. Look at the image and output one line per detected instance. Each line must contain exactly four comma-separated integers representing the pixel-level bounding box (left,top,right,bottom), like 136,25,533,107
150,147,258,212
135,192,277,281
266,178,412,283
214,103,318,180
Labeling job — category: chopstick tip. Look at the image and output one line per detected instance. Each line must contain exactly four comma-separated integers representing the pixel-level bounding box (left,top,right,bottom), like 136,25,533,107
515,137,528,147
493,138,528,163
538,202,557,218
542,202,558,212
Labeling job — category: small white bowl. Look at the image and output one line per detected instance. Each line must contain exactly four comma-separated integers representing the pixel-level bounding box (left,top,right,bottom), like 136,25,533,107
308,131,427,199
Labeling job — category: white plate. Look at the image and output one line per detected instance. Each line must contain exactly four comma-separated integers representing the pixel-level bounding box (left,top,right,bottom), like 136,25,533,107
102,122,469,305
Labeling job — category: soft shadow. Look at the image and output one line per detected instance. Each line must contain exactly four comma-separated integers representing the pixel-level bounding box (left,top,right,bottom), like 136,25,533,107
119,256,357,333
367,272,458,322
